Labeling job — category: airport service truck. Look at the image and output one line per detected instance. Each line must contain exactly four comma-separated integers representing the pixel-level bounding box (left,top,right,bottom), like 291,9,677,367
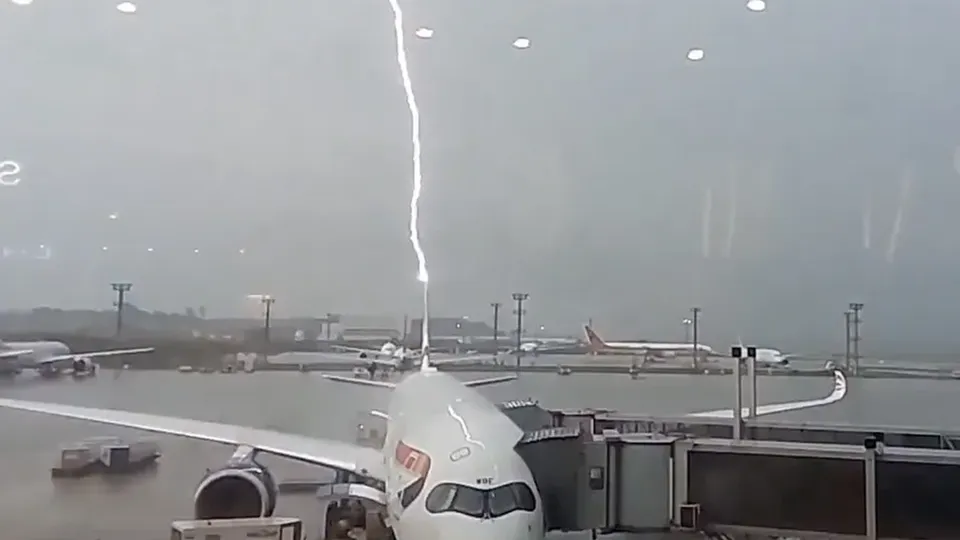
170,517,303,540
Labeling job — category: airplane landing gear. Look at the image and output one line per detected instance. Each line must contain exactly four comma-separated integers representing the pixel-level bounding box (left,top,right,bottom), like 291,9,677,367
39,366,61,379
322,499,392,540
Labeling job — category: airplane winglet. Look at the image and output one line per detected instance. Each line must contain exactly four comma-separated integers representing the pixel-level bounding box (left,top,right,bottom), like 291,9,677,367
833,369,847,397
688,369,848,419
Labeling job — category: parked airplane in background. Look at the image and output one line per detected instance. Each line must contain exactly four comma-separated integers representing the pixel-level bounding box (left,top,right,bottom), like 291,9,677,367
734,339,796,366
328,340,491,372
505,339,576,357
0,340,154,378
0,354,847,539
583,325,715,359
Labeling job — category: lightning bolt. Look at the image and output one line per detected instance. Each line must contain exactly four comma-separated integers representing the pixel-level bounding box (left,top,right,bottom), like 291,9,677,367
386,0,431,354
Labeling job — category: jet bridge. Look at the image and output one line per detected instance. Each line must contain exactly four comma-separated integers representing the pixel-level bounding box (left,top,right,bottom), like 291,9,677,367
501,399,676,535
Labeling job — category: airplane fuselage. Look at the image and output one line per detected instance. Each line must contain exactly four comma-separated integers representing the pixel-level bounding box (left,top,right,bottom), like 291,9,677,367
591,341,713,357
752,348,790,365
381,370,544,540
583,325,715,359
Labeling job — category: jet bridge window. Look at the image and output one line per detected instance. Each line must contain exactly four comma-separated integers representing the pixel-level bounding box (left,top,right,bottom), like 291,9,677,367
425,482,537,518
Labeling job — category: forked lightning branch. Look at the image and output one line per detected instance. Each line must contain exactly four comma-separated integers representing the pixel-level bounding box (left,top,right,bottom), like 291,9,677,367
0,160,21,187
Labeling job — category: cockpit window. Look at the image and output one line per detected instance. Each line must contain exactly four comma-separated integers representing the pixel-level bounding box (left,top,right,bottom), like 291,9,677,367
425,483,485,517
489,482,537,516
425,482,537,518
400,476,426,509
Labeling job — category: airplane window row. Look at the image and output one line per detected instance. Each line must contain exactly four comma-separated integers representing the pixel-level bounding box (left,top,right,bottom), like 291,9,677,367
425,481,537,518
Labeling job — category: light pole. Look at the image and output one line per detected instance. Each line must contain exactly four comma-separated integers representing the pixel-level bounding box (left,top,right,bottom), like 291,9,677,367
490,302,502,359
690,307,702,369
325,313,340,341
261,296,276,344
512,293,529,367
844,310,853,372
849,302,863,375
111,282,132,337
455,318,468,354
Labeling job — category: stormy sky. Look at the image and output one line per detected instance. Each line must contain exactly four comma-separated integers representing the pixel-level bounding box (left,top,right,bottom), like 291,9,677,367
1,0,959,350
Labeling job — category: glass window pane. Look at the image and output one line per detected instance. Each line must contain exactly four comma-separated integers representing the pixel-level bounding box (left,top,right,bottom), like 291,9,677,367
400,476,426,509
451,485,485,517
488,484,518,517
512,482,537,511
425,483,457,513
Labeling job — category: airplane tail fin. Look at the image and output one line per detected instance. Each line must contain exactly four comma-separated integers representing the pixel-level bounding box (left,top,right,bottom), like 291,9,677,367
583,325,607,351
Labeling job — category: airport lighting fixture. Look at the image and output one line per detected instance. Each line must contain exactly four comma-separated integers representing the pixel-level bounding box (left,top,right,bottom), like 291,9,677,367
490,303,502,359
746,0,767,12
111,283,133,336
9,0,33,6
686,48,705,62
511,293,530,366
512,38,531,50
848,303,864,374
690,307,702,369
116,1,137,14
415,27,434,39
260,296,276,344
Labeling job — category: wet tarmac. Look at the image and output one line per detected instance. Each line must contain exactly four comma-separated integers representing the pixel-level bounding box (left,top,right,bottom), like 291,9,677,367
0,369,956,538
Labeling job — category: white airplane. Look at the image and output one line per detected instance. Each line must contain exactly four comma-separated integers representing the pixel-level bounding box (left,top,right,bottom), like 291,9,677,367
0,340,154,377
583,325,715,359
732,339,801,366
327,340,490,371
506,339,577,357
0,356,848,539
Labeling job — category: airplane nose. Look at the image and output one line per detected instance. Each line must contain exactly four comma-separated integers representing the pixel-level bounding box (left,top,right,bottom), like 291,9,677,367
426,517,538,540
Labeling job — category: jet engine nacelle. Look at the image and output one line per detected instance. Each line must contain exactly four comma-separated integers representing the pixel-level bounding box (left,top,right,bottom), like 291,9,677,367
194,452,277,520
71,357,94,374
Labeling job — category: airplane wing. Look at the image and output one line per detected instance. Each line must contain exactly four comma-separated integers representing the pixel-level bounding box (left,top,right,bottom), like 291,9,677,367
330,345,387,355
321,352,399,367
462,374,518,388
322,374,397,389
687,370,847,419
533,344,576,353
430,353,497,366
321,373,517,389
36,347,155,365
304,351,400,369
0,349,32,360
0,397,385,481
